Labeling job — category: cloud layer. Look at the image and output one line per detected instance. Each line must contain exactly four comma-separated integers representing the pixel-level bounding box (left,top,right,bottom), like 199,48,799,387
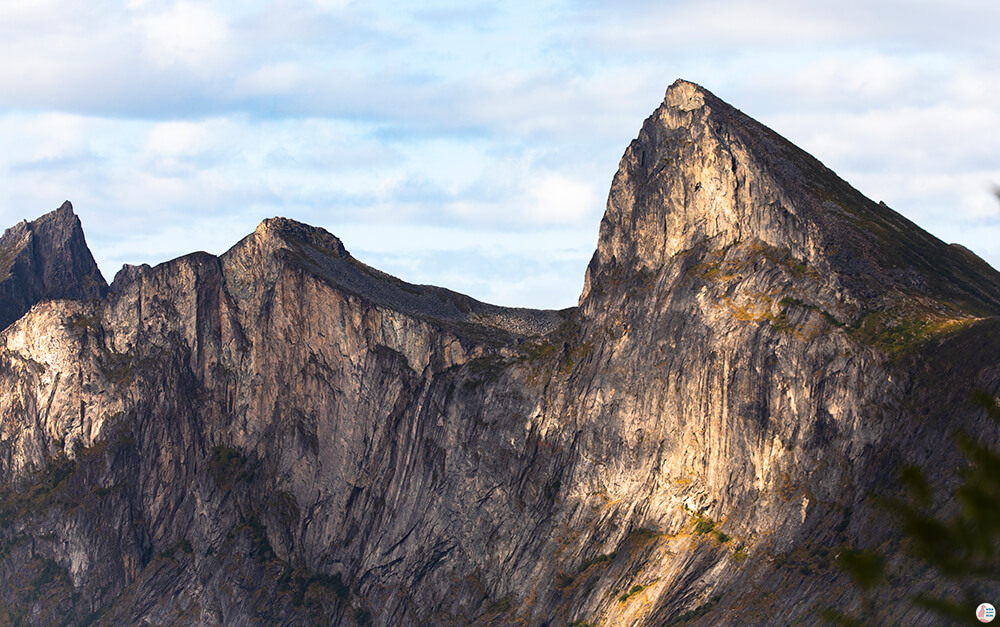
1,0,997,308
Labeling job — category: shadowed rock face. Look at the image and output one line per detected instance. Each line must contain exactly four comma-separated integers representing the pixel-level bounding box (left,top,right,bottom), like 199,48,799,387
0,81,998,625
0,201,107,331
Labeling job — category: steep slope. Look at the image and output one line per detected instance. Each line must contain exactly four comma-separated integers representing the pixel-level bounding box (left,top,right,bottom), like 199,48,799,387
556,80,1000,624
0,214,567,625
0,201,108,331
1,81,999,626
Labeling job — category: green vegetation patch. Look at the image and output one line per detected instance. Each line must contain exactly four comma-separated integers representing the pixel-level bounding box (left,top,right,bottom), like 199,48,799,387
577,551,617,573
618,583,650,603
156,538,196,563
777,297,843,329
208,445,248,491
463,354,512,389
468,354,510,377
628,527,661,542
32,557,71,590
520,340,558,362
268,490,301,528
824,393,1000,623
847,310,974,356
771,541,835,575
97,345,172,387
692,515,730,544
668,595,722,625
560,341,593,374
0,556,75,625
78,607,105,627
689,240,815,285
776,293,979,356
0,455,81,527
0,534,28,561
243,515,276,564
733,544,749,562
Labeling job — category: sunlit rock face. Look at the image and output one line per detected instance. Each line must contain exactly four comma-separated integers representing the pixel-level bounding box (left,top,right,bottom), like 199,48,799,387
1,81,998,625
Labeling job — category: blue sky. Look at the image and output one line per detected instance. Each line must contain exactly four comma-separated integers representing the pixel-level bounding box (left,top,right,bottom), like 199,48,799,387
1,0,998,309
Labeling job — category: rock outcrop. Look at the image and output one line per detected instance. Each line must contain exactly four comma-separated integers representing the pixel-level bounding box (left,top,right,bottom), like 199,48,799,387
0,81,997,625
0,201,107,331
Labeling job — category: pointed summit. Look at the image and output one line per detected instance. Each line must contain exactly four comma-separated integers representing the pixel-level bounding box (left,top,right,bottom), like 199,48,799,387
662,78,712,110
582,79,1000,321
0,201,107,331
583,79,813,295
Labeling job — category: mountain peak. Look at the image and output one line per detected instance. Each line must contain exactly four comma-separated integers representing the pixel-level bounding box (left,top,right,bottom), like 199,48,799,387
3,87,1000,627
581,79,1000,320
580,79,811,302
222,216,562,339
252,216,350,259
662,78,712,110
0,201,107,331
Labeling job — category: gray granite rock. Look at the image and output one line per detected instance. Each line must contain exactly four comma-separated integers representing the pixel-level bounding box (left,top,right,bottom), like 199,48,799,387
0,81,997,625
0,200,107,331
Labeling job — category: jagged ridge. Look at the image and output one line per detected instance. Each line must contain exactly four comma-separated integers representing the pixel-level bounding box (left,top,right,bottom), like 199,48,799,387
241,217,566,339
0,201,107,331
0,81,998,626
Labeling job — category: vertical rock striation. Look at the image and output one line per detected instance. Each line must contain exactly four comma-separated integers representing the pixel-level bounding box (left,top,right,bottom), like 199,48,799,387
0,82,998,625
0,201,107,331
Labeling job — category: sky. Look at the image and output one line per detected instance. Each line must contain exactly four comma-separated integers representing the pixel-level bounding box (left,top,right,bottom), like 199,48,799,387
1,1,998,309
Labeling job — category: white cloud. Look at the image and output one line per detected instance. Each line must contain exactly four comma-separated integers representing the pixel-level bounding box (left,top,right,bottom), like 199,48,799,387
1,0,1000,307
232,62,307,96
528,174,596,225
577,0,1000,57
146,120,215,158
342,224,595,307
308,0,354,10
138,2,233,75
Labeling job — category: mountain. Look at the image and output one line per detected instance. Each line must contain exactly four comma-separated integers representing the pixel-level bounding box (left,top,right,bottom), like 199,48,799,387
0,201,107,330
1,80,998,626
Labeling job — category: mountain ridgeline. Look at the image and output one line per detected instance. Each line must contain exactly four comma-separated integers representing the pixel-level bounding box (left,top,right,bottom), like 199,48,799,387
1,80,998,625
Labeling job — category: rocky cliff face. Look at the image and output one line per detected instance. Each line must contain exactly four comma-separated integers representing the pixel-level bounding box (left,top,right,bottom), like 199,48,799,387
0,201,107,331
1,81,998,626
